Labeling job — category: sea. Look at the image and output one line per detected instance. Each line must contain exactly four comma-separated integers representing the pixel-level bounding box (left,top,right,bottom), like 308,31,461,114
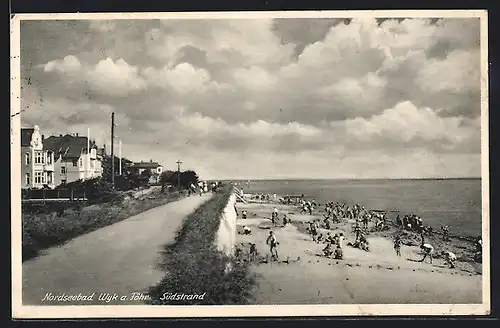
231,179,483,238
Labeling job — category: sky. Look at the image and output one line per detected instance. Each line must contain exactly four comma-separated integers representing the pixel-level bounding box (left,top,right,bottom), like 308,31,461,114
20,17,482,180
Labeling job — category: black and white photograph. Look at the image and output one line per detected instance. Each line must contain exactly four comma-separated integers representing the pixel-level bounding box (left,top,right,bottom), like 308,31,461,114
11,10,490,318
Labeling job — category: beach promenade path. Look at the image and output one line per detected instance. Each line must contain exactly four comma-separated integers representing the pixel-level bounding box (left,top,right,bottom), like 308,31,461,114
22,193,213,306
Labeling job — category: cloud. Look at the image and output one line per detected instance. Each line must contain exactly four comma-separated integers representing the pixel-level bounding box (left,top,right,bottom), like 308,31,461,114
42,56,147,97
341,101,480,153
20,17,483,179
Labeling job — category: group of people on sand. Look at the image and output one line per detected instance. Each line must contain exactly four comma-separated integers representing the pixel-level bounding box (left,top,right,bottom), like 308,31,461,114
300,197,476,269
321,232,345,259
236,192,483,269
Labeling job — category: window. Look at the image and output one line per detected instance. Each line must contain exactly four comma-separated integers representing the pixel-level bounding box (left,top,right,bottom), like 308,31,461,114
25,153,30,165
25,173,30,185
47,172,53,184
91,160,95,169
61,166,66,175
34,172,43,184
61,179,67,184
46,151,52,165
79,158,83,167
34,151,44,164
73,159,78,167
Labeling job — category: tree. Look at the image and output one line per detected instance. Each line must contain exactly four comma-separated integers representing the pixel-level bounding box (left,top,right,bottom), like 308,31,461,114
141,169,153,178
101,155,135,183
181,170,199,189
160,170,176,186
159,170,200,190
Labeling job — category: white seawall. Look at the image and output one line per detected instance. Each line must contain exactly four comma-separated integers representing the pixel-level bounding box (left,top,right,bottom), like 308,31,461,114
215,192,237,257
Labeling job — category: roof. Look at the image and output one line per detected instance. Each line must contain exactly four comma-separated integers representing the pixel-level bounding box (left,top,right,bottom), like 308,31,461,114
43,134,97,159
21,128,35,147
133,161,162,169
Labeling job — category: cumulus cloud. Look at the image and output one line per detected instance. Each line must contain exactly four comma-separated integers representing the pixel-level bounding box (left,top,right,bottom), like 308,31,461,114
20,17,483,179
42,56,147,96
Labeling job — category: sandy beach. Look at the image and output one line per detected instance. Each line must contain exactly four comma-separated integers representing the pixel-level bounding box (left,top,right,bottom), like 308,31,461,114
235,200,482,304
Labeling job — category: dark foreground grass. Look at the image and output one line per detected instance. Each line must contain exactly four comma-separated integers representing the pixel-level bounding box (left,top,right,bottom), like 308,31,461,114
147,186,258,305
22,189,184,262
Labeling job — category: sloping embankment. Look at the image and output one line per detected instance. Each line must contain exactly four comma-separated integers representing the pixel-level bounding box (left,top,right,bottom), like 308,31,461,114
147,185,257,305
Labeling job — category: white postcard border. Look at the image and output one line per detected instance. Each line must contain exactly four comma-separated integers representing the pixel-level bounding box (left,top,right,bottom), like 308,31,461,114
10,10,490,318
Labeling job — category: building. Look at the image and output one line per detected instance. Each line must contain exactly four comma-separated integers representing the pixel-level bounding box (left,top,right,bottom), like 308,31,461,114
43,133,103,186
133,160,163,184
21,125,56,189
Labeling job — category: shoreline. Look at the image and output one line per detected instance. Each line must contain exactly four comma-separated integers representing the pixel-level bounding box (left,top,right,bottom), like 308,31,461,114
234,192,482,304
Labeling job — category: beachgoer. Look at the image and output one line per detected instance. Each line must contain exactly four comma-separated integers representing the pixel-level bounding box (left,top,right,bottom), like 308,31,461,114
235,246,243,260
282,214,288,227
441,225,450,242
271,212,277,226
243,226,252,235
362,214,369,230
354,225,363,241
441,250,457,268
394,236,402,257
249,243,258,262
475,237,483,253
396,214,402,227
338,232,345,249
323,242,334,257
309,221,318,241
334,244,344,260
359,234,369,251
266,231,279,261
242,210,248,220
418,238,434,264
325,232,335,245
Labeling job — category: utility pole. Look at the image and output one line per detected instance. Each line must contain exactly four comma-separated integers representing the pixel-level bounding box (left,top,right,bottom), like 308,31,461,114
119,140,122,176
111,112,115,189
176,160,182,190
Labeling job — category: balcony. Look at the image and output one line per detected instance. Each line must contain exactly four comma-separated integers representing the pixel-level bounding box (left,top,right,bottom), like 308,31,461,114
43,163,54,171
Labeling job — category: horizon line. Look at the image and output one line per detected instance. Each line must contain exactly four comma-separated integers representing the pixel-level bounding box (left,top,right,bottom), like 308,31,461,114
211,177,481,181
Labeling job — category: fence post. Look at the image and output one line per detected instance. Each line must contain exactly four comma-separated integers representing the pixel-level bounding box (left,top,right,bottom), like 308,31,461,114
70,188,74,201
57,190,59,199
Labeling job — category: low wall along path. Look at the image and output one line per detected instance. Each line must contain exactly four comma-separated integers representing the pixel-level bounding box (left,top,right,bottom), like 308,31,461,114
215,192,238,257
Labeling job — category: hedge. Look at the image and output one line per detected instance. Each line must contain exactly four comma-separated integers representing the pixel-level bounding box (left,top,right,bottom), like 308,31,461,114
147,185,257,305
22,190,184,262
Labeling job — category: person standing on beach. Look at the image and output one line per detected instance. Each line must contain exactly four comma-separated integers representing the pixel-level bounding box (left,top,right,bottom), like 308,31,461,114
362,213,369,230
394,235,402,257
309,221,318,241
338,232,345,249
266,231,279,261
475,237,482,253
441,225,450,242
